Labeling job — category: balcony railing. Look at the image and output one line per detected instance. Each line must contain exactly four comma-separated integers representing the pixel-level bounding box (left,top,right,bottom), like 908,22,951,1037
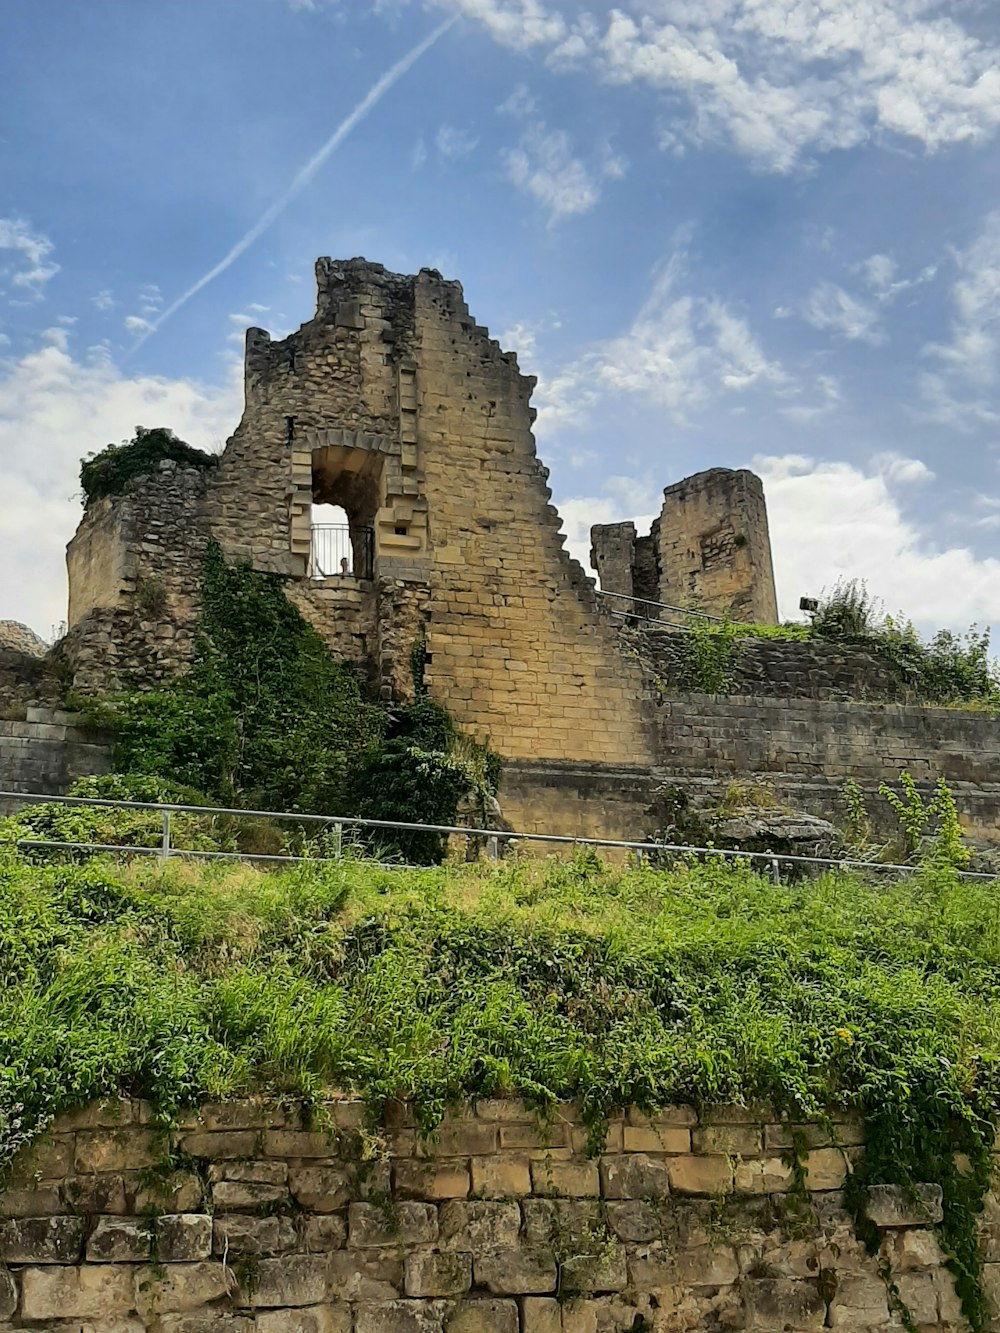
310,524,374,580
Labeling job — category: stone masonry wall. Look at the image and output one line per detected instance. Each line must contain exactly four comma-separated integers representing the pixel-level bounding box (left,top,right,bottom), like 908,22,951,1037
658,469,778,625
0,1095,979,1332
0,707,112,813
411,273,654,766
626,628,902,701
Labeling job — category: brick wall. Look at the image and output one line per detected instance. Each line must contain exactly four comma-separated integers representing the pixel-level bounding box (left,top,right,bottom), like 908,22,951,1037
0,1096,974,1332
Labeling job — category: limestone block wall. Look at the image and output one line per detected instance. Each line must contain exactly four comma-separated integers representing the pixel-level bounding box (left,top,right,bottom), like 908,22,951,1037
626,627,902,701
0,1096,975,1332
658,469,778,624
411,274,653,766
0,707,111,812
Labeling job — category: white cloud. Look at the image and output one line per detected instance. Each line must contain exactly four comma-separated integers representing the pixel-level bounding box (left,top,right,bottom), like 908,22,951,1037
803,281,883,344
420,0,1000,171
498,83,537,117
411,136,428,170
536,253,787,431
755,452,1000,633
92,289,115,312
0,338,242,636
502,122,617,225
920,212,1000,426
436,124,479,159
0,217,59,299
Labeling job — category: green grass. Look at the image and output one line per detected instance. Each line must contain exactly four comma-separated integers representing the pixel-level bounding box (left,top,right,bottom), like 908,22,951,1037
2,845,998,1322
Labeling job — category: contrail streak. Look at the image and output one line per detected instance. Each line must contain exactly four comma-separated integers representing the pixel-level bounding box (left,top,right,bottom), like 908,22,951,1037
132,16,455,350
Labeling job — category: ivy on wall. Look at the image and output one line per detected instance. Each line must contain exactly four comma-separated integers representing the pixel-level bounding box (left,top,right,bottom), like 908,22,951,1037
80,426,217,507
84,543,498,863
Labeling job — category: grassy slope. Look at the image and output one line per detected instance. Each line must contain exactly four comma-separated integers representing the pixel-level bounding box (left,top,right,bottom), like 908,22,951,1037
2,847,999,1156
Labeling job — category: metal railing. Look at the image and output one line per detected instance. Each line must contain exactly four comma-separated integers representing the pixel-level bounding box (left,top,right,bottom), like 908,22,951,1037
310,525,374,580
595,589,745,630
1,789,996,884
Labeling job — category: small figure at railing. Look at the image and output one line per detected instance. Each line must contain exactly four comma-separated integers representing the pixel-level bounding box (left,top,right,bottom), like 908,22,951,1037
339,557,349,576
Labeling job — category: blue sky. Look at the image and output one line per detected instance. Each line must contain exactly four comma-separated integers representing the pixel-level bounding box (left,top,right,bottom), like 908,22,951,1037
3,0,1000,638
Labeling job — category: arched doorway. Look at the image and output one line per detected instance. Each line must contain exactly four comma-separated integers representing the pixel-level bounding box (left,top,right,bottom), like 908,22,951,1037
308,443,382,580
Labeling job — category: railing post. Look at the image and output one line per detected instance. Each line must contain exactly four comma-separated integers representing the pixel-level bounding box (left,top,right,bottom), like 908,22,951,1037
770,857,780,885
332,822,343,861
487,835,500,861
160,809,171,861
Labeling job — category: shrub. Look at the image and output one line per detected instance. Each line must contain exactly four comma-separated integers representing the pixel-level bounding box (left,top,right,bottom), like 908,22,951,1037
80,426,217,506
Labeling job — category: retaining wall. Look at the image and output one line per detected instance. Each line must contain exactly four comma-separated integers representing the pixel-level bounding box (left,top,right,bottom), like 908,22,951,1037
0,708,112,813
0,1096,980,1331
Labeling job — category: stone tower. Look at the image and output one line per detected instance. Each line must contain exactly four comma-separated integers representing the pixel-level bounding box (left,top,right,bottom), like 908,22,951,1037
591,467,779,624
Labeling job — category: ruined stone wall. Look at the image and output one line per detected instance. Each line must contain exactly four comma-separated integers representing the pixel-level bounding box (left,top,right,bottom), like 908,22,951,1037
411,273,654,765
0,707,112,812
627,627,902,701
658,469,778,624
63,462,211,692
0,1095,976,1332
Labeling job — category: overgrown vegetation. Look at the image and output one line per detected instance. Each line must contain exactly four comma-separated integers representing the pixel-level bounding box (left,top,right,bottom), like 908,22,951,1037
670,579,999,704
78,543,498,863
81,426,218,506
0,844,997,1323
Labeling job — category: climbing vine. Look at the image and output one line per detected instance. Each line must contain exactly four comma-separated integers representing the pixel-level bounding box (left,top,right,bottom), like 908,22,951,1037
84,544,497,861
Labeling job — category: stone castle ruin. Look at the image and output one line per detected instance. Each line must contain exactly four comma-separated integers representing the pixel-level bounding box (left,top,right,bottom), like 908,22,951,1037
4,257,1000,841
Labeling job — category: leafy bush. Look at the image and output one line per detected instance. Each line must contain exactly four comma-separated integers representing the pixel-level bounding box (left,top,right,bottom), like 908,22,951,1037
80,426,217,506
0,773,229,859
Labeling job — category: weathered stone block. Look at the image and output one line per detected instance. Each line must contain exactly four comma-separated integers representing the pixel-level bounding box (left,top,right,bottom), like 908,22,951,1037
530,1160,599,1197
865,1183,943,1228
475,1100,536,1123
894,1271,938,1324
349,1201,438,1247
135,1170,205,1214
692,1125,762,1155
674,1242,740,1287
75,1129,158,1174
667,1154,733,1196
21,1264,136,1319
255,1305,351,1333
326,1250,403,1300
394,1159,470,1200
87,1216,154,1261
405,1251,473,1297
622,1126,691,1154
0,1214,86,1262
497,1123,569,1151
604,1199,665,1243
430,1123,498,1156
471,1155,531,1197
213,1215,298,1257
521,1199,602,1246
561,1244,627,1294
734,1157,795,1194
880,1227,944,1271
263,1130,340,1158
213,1179,290,1211
0,1184,62,1217
627,1105,697,1128
209,1160,288,1186
438,1200,521,1251
520,1296,561,1333
474,1247,557,1294
802,1148,848,1190
743,1278,826,1329
245,1256,330,1308
827,1273,890,1327
180,1131,260,1160
158,1315,254,1333
10,1135,74,1182
599,1154,670,1200
63,1172,129,1214
301,1214,347,1251
289,1167,353,1212
0,1266,14,1321
191,1101,285,1132
444,1297,518,1332
159,1214,214,1262
354,1301,445,1333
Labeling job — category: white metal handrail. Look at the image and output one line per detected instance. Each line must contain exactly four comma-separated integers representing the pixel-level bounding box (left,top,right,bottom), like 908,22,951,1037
0,789,995,883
